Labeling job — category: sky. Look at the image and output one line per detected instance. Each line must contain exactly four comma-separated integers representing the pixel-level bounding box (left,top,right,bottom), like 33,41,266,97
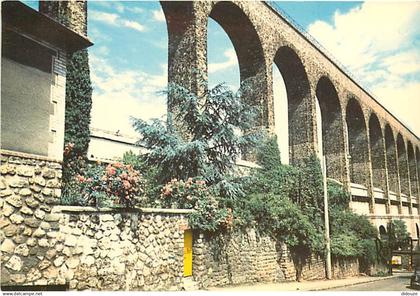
23,1,420,144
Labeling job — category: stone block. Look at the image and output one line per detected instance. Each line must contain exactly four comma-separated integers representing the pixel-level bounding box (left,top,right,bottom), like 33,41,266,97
10,273,26,284
0,189,13,197
19,188,32,196
25,217,41,228
14,243,29,256
10,213,24,224
8,177,28,188
5,255,22,271
33,228,46,238
42,169,56,179
20,206,33,215
25,197,39,208
34,209,46,220
5,195,22,208
1,238,15,253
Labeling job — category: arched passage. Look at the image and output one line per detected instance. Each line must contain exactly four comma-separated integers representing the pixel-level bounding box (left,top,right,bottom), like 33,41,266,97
397,133,410,196
408,142,419,198
346,98,369,187
273,46,312,164
379,225,387,239
273,65,289,164
315,76,345,182
369,113,386,191
385,125,399,194
208,2,268,123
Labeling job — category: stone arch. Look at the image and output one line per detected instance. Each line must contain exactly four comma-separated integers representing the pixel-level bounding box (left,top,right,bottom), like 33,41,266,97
273,46,312,164
379,225,387,239
385,124,399,194
408,141,418,197
369,113,386,191
208,1,268,123
397,133,410,196
315,76,345,181
345,98,369,187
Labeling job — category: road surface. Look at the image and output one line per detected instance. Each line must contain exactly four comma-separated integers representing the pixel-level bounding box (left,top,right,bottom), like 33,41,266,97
329,272,416,291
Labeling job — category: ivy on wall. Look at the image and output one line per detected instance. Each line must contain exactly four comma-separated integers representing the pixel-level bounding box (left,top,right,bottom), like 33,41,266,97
62,49,93,185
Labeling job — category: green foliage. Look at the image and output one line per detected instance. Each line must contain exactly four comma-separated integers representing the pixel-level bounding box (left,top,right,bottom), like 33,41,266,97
241,137,325,264
328,180,351,211
132,78,261,201
387,219,411,250
158,178,232,232
328,182,378,269
62,49,93,188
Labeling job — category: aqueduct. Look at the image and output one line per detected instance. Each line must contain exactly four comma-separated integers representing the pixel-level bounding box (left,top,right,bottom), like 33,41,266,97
40,1,420,236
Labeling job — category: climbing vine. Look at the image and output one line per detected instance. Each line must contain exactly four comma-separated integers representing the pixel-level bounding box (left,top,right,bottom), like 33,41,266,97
62,49,93,189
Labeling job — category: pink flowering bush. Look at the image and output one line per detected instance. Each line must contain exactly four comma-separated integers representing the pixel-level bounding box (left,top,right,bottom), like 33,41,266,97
72,162,144,207
159,178,233,232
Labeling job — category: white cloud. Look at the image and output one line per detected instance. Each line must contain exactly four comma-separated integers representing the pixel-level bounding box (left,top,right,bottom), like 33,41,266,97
152,9,165,22
90,11,119,26
129,7,144,14
89,54,167,136
90,10,146,32
208,49,238,73
121,20,145,32
307,2,420,135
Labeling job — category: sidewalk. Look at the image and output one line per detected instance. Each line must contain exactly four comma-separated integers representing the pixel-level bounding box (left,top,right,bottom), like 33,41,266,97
206,274,403,291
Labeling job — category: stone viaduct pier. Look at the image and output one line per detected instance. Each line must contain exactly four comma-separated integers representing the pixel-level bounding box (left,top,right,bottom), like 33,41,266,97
39,0,420,236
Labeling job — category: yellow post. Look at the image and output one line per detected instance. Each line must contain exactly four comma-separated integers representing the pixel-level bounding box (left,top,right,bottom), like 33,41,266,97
184,230,193,277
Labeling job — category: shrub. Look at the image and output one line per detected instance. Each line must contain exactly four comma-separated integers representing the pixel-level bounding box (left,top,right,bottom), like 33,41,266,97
158,177,232,232
132,77,262,201
62,162,144,207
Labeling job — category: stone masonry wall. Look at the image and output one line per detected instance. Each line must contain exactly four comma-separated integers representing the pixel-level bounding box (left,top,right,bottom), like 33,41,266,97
2,202,190,290
1,152,192,291
193,228,359,288
1,152,62,286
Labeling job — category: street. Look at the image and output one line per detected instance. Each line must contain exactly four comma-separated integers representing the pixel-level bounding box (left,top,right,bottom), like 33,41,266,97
328,272,416,291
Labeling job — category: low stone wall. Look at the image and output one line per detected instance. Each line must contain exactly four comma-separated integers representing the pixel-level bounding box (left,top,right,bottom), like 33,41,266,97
192,229,360,288
193,229,285,288
1,205,191,290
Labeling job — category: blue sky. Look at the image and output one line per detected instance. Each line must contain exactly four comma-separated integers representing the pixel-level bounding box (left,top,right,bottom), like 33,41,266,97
23,1,420,141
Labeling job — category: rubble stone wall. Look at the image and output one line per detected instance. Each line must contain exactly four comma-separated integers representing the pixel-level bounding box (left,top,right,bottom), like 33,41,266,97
193,229,359,288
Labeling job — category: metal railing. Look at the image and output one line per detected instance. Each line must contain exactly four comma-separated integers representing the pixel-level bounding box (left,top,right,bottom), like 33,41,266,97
265,1,418,138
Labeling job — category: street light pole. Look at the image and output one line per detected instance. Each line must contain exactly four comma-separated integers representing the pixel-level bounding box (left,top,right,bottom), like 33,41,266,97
323,156,332,279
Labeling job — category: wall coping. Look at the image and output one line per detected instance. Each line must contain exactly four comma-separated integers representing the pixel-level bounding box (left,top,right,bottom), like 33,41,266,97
52,205,195,215
1,149,62,163
367,214,419,219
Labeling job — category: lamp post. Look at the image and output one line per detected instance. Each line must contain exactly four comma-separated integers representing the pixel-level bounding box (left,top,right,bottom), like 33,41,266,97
323,156,332,279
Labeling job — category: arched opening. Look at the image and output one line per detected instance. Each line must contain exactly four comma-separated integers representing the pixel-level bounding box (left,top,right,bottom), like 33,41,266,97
416,223,419,239
379,225,387,239
273,46,312,164
88,1,168,161
408,141,418,198
208,2,268,124
346,98,369,187
397,133,410,196
273,65,289,164
369,113,386,191
315,76,345,181
207,19,240,90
